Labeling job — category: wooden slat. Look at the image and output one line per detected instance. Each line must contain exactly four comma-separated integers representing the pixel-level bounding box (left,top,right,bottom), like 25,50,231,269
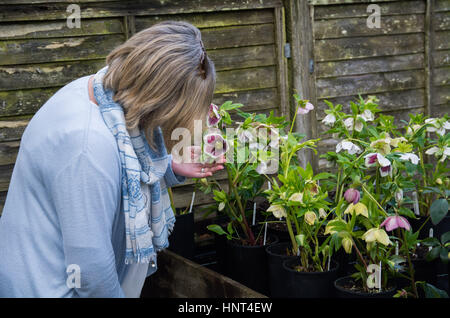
213,88,279,113
0,45,277,92
0,87,58,117
314,14,424,39
0,18,123,40
201,24,275,50
316,53,424,78
434,11,450,31
430,103,450,117
0,191,6,216
311,0,405,4
315,88,426,119
433,50,450,66
208,45,276,72
433,66,450,86
0,0,282,22
316,70,425,98
0,86,280,119
135,9,274,30
0,119,29,142
432,85,450,105
435,0,450,12
215,66,277,94
0,34,125,66
315,33,424,62
314,1,425,19
144,249,266,298
435,30,450,50
0,164,14,193
0,60,105,91
0,141,20,165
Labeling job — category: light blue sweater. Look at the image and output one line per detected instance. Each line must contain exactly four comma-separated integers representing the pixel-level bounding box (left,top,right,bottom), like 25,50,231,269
0,75,185,297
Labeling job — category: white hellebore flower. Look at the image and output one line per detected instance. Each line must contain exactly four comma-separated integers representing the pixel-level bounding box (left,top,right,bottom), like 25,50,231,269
336,140,362,155
360,109,374,122
365,153,392,177
425,118,450,136
322,113,336,127
344,117,363,132
267,205,287,218
399,153,420,165
426,146,450,162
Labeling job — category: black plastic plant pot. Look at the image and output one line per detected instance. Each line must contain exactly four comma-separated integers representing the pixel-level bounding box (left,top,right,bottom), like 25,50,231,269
281,258,339,298
168,212,195,260
267,222,290,243
334,275,397,298
410,216,435,240
265,242,298,297
225,234,279,296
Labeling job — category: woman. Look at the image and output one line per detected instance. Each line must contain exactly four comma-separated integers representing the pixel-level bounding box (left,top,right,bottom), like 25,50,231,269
0,21,224,297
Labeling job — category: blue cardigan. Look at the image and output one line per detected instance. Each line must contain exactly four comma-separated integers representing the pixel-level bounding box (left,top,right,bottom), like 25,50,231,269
0,76,185,297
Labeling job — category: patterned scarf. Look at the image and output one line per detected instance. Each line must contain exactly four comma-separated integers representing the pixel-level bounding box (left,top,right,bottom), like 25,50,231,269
92,66,175,264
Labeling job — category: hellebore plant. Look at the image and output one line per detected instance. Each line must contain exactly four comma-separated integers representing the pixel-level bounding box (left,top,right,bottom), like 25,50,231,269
320,95,449,296
198,102,285,246
264,97,336,272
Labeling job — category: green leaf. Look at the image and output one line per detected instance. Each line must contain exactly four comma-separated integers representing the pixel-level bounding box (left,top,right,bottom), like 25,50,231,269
430,199,449,225
420,282,449,298
207,224,227,236
441,231,450,244
426,246,441,261
439,247,449,263
227,222,234,236
398,207,417,219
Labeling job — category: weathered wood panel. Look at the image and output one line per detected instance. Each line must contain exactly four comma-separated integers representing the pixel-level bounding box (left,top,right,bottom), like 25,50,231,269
0,119,29,142
434,11,450,31
142,249,266,298
0,34,125,66
316,70,425,98
433,50,450,66
314,14,424,39
215,66,278,94
0,0,282,22
0,60,105,91
315,33,424,62
0,18,124,40
0,141,20,166
435,30,450,50
135,9,274,29
0,46,277,91
314,0,425,19
433,66,450,86
316,53,424,78
315,88,426,119
0,88,59,117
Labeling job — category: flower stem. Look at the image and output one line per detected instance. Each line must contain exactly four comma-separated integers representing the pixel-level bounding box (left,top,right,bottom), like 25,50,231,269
362,184,388,216
402,229,418,298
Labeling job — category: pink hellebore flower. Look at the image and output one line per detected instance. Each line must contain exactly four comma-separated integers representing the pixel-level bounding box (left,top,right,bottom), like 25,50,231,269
204,133,228,159
380,215,411,232
344,188,360,204
207,103,221,127
297,102,314,115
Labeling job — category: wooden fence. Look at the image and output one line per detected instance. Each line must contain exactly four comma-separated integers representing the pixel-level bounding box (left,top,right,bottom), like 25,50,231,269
0,0,448,217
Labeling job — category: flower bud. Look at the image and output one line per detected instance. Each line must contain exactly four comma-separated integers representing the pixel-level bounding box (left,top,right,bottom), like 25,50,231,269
344,188,360,204
342,237,353,254
304,211,317,226
436,178,443,185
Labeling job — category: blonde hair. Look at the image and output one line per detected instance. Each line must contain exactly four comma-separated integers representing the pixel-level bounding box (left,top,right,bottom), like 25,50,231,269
103,21,216,151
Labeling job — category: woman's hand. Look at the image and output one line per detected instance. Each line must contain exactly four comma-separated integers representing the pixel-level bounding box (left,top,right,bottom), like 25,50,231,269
171,146,225,178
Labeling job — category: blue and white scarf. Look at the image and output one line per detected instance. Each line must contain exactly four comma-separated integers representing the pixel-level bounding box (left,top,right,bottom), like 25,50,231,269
93,66,175,264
